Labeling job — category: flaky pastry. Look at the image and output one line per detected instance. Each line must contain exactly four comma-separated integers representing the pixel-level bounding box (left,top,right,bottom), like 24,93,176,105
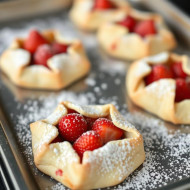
0,30,90,90
70,0,131,31
127,52,190,124
97,9,176,60
30,101,145,189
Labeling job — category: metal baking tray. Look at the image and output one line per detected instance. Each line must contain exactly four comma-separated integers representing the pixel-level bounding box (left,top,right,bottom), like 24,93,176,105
0,0,190,189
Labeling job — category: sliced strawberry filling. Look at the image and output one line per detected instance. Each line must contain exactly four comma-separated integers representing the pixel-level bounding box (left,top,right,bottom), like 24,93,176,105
58,113,88,143
117,16,157,37
23,30,68,68
170,62,187,79
144,62,190,102
51,110,124,160
117,16,136,32
134,20,157,37
175,78,190,102
92,118,123,144
93,0,116,10
73,131,102,159
145,65,174,85
23,30,48,53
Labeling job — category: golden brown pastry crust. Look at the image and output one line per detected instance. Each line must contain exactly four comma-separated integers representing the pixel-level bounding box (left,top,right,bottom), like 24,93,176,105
127,52,190,124
0,30,90,90
30,101,145,189
70,0,131,31
97,9,176,60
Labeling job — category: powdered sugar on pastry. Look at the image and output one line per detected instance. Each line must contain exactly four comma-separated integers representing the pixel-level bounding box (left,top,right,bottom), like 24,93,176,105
144,52,169,64
34,123,58,152
145,79,175,98
135,61,151,77
84,140,133,179
9,49,30,67
50,142,79,166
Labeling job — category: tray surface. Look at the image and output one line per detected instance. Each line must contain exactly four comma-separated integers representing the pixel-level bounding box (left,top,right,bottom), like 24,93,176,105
0,2,190,190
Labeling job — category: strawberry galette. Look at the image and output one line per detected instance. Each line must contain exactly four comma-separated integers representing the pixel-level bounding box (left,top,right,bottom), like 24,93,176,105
97,9,176,60
0,30,90,90
70,0,131,31
127,52,190,124
30,101,145,189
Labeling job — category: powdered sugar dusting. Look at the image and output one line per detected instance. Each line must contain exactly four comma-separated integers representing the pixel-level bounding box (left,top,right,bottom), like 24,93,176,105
9,49,30,67
34,123,58,152
145,79,175,98
50,142,79,166
135,61,151,77
84,140,133,180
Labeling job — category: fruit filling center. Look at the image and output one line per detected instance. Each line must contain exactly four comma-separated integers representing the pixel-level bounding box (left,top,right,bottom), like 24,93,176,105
144,62,190,102
51,109,124,161
22,30,69,68
93,0,116,10
117,15,157,37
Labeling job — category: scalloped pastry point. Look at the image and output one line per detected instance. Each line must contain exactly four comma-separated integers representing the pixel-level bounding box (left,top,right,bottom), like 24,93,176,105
30,101,145,189
97,9,176,60
70,0,131,31
0,30,90,90
126,52,190,124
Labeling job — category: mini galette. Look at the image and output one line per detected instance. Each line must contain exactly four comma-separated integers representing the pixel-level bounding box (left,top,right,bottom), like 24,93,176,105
97,9,176,60
127,52,190,124
0,30,90,90
70,0,131,31
30,101,145,189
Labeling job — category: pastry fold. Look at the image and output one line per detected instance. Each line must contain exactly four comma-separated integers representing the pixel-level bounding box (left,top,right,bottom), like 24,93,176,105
70,0,131,31
97,9,176,60
30,101,145,189
0,30,90,90
127,52,190,124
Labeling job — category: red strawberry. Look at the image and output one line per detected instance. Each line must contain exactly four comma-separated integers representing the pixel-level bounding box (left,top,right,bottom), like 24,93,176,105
52,42,68,54
67,109,78,114
134,20,156,37
58,113,87,143
175,78,190,102
171,62,187,79
34,44,54,67
51,135,64,143
92,118,123,144
73,131,102,159
84,117,97,130
145,65,174,85
93,0,116,10
118,16,136,32
23,30,48,53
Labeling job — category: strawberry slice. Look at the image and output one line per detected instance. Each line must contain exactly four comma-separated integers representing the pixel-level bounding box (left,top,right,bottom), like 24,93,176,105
84,117,97,130
92,118,123,144
93,0,116,10
52,42,68,54
73,131,102,159
118,16,136,32
145,65,174,85
171,62,187,79
58,113,87,143
34,44,54,67
23,30,48,53
51,134,64,143
175,78,190,102
134,20,157,37
67,109,78,114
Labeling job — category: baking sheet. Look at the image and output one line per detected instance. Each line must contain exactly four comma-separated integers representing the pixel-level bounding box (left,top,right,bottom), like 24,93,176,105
0,1,190,190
